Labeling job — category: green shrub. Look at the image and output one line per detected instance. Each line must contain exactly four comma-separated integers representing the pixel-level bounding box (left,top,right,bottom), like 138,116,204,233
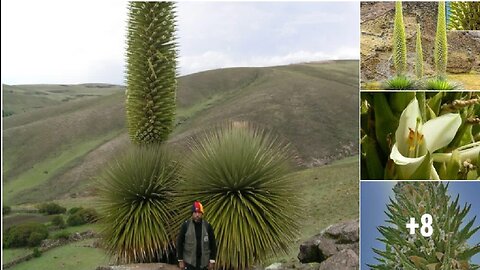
32,247,42,258
3,205,12,215
178,123,301,270
67,207,82,215
52,231,71,240
384,75,416,90
66,208,99,226
37,202,66,215
51,215,66,229
97,145,180,263
4,223,49,248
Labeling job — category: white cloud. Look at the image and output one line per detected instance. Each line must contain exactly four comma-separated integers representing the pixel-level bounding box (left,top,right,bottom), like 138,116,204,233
1,1,359,84
180,47,359,75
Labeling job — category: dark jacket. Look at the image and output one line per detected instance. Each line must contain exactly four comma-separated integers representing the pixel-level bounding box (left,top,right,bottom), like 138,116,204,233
177,219,216,268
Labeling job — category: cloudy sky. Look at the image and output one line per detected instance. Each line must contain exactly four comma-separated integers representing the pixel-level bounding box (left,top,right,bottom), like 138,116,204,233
1,1,359,85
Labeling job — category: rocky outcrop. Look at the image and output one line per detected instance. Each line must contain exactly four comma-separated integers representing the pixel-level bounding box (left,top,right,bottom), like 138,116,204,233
298,219,359,270
361,2,480,83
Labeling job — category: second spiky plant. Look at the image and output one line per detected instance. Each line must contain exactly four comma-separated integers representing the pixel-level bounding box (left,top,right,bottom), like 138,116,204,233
370,182,480,269
178,122,300,270
434,1,448,79
393,1,407,76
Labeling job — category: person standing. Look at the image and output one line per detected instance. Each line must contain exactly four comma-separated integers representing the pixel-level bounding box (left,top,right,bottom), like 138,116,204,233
177,201,217,270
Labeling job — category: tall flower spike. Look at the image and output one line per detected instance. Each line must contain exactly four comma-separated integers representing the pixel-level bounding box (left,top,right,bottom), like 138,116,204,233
393,1,407,76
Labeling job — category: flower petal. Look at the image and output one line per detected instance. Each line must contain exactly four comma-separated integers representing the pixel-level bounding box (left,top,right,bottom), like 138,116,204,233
390,143,427,178
422,113,461,153
395,97,421,155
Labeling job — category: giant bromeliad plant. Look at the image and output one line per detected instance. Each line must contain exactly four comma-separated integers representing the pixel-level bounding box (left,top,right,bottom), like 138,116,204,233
97,145,180,263
177,122,300,270
98,2,180,264
361,92,480,180
384,1,415,90
370,182,480,269
427,2,461,90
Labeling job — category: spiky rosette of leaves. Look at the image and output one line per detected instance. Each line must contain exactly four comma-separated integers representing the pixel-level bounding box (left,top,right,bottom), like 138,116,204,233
448,2,480,30
393,1,407,76
435,1,448,78
97,145,180,263
425,78,461,90
177,122,300,270
415,23,424,79
370,182,480,270
126,2,178,144
384,75,416,90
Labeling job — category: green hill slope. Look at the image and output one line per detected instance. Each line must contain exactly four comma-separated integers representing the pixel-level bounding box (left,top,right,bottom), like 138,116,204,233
2,60,359,205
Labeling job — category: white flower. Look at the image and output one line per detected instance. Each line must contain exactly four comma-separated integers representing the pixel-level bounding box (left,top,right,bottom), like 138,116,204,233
390,97,462,179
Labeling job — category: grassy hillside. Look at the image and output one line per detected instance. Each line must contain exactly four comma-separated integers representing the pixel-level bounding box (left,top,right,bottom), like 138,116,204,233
3,84,124,117
3,60,358,205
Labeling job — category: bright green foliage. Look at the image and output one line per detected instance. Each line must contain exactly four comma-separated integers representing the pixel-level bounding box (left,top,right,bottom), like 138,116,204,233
361,92,480,180
426,78,461,90
435,2,448,78
126,2,178,144
448,2,480,30
32,247,42,258
384,75,416,90
97,145,180,263
178,122,300,270
51,215,66,229
370,182,480,269
393,1,407,76
415,24,424,79
67,208,99,226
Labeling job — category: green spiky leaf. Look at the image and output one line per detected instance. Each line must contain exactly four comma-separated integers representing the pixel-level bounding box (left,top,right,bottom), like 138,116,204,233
97,145,180,263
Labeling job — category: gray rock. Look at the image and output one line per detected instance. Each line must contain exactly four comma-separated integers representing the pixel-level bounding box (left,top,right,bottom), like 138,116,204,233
318,249,359,270
298,219,359,269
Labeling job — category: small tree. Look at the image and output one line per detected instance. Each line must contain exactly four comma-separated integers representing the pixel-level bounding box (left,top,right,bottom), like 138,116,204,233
393,1,407,76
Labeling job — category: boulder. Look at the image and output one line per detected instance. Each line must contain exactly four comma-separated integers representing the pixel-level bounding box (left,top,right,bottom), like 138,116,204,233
298,219,359,269
317,249,359,270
